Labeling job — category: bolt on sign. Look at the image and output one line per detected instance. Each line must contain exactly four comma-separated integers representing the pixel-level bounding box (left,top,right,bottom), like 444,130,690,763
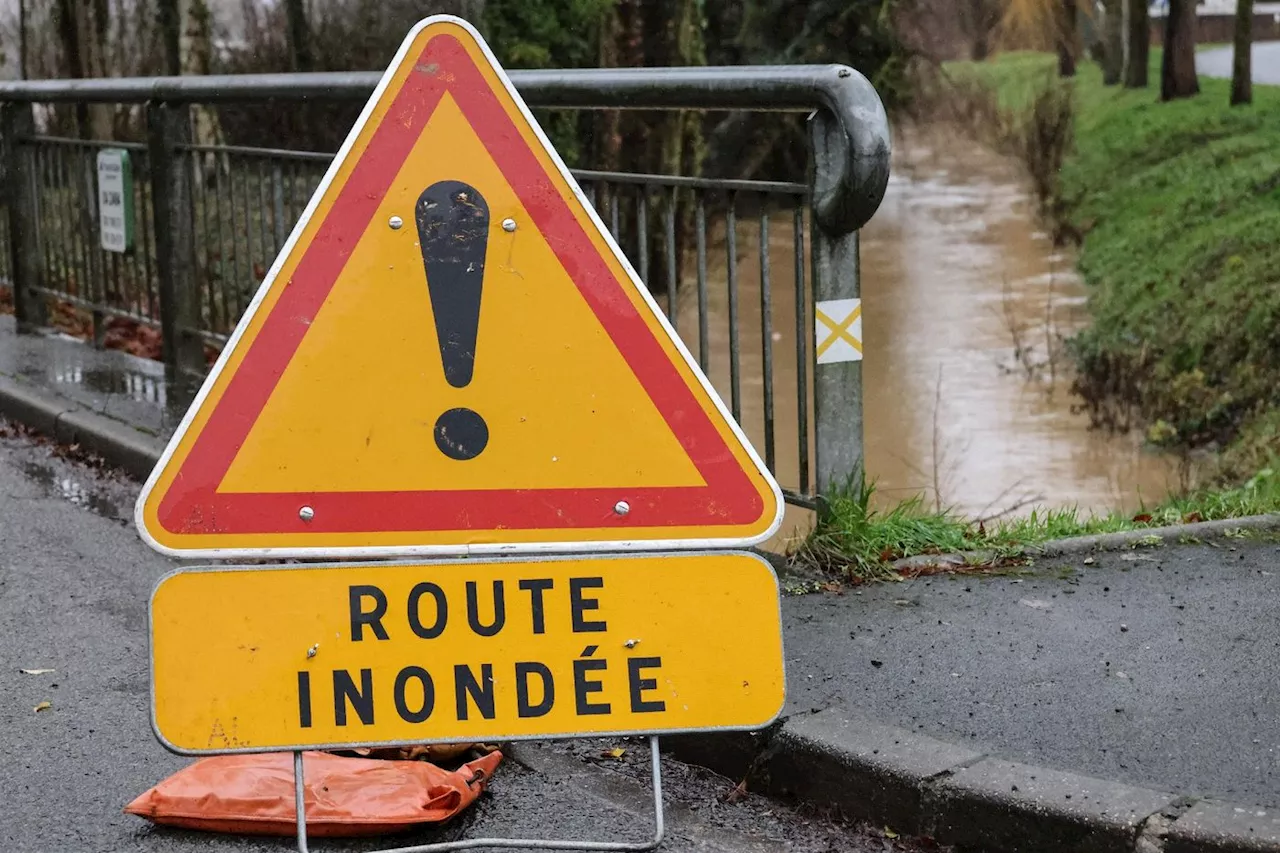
150,553,785,752
133,15,782,559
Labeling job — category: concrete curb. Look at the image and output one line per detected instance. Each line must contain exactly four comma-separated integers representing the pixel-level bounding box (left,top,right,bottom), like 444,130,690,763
891,513,1280,575
0,375,164,480
665,708,1280,853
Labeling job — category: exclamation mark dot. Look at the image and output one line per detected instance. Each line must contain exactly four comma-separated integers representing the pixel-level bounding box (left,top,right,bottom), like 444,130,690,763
417,180,489,461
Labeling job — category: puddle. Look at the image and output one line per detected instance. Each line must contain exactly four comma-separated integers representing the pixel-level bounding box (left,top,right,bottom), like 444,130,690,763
16,458,133,522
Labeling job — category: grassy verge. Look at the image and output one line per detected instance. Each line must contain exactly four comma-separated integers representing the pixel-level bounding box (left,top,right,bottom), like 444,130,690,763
956,51,1280,477
797,52,1280,581
797,467,1280,581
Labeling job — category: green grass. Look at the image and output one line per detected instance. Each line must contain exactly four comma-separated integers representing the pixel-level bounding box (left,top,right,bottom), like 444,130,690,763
953,51,1280,477
796,466,1280,580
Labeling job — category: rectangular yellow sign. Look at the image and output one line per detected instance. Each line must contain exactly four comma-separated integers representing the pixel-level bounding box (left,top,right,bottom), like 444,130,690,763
150,552,785,753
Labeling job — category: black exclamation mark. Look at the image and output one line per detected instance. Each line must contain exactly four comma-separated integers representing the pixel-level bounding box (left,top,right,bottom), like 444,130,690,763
417,180,489,461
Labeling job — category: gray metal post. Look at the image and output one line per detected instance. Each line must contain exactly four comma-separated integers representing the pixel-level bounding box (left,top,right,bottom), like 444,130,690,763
809,108,866,502
147,101,203,404
1,101,47,331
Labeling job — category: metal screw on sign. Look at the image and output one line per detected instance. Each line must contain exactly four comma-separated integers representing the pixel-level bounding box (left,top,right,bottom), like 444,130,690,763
613,500,630,517
388,215,404,230
502,217,517,232
298,506,315,522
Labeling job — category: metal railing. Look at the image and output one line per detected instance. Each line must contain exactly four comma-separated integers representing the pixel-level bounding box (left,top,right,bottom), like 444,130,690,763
0,65,890,508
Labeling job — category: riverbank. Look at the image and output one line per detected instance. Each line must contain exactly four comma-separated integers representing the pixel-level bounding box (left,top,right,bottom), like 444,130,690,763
959,51,1280,480
798,51,1280,579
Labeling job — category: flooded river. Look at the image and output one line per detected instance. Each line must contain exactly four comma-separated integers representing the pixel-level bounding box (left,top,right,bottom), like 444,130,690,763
671,126,1177,547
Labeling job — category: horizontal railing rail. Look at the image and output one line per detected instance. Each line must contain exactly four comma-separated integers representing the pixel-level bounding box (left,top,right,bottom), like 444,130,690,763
1,64,890,506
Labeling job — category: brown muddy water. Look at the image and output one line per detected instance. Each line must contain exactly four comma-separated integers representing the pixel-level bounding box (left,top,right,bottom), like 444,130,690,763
661,127,1177,548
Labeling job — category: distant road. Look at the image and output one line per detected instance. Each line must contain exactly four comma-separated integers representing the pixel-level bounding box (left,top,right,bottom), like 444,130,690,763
1197,40,1280,83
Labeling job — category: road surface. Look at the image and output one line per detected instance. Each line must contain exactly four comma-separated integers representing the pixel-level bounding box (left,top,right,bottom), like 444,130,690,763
0,418,938,853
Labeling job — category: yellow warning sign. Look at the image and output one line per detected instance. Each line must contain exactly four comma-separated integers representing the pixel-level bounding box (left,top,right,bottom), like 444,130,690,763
149,552,786,753
135,16,780,558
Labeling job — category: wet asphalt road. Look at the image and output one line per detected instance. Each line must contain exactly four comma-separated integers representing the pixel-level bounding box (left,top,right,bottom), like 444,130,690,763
0,420,938,853
783,540,1280,807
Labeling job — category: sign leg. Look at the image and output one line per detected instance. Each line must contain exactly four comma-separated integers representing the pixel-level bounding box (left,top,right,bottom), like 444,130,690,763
647,735,665,849
295,750,311,853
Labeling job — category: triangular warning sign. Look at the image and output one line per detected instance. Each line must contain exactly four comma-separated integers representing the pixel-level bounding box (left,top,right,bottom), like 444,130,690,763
136,16,782,558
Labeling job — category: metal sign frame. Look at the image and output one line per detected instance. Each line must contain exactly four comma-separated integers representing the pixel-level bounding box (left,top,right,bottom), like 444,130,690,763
132,13,783,561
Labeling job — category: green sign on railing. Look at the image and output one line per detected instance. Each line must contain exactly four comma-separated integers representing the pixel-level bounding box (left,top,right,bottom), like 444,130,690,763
96,148,134,253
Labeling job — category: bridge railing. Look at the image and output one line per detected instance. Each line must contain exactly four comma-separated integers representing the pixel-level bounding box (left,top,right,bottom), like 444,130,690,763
0,66,890,510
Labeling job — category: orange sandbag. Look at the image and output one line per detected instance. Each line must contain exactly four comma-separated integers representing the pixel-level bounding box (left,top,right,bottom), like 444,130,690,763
124,749,502,837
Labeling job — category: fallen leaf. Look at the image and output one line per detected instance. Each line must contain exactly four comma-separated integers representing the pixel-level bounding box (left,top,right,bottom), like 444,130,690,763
1182,511,1203,524
884,826,900,839
33,701,52,713
1132,513,1153,523
19,668,55,675
723,779,749,803
820,580,844,594
603,747,626,760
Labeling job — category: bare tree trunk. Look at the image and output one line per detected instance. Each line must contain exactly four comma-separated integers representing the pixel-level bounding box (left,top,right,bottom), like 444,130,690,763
84,0,114,139
54,0,91,137
284,0,313,72
158,0,181,76
1057,0,1077,77
1161,0,1200,100
18,0,27,79
1103,0,1124,84
1232,0,1254,105
958,0,1000,61
1124,0,1150,87
179,0,223,149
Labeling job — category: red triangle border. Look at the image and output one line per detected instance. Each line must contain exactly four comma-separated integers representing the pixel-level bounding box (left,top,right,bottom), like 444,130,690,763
157,32,766,537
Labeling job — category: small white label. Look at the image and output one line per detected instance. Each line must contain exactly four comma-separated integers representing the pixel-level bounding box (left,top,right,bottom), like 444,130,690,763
815,298,863,364
97,149,132,253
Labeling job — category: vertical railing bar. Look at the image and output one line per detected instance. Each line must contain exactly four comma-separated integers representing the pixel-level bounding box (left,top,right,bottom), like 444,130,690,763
75,144,101,339
5,103,50,331
35,146,55,306
585,181,597,211
271,162,287,249
40,145,58,307
726,192,741,423
127,155,145,320
214,158,236,336
138,155,159,321
695,193,709,373
46,146,68,302
610,184,620,238
760,202,775,474
62,146,91,319
237,161,254,321
793,203,809,495
636,188,649,287
664,186,678,326
256,158,272,281
197,153,219,335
